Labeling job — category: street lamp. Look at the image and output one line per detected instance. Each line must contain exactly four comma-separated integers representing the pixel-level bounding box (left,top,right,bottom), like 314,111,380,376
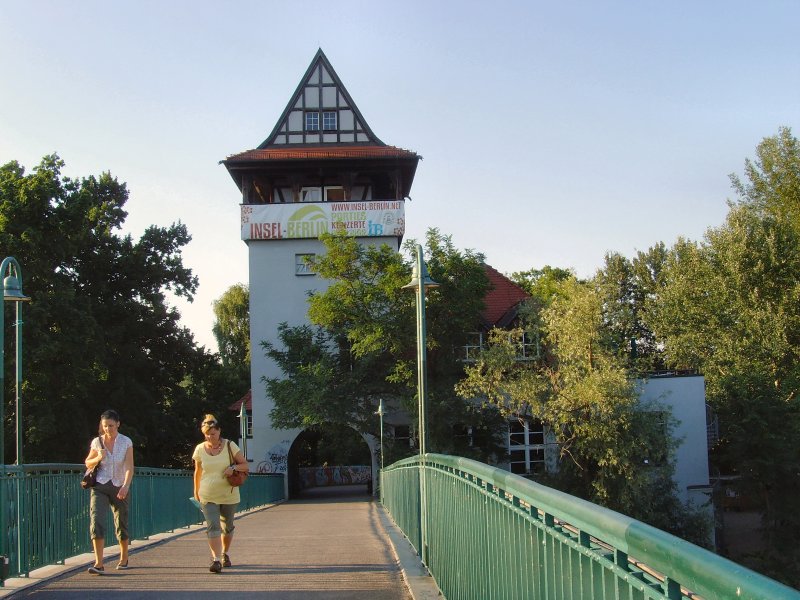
402,244,438,566
376,398,386,501
238,401,248,461
376,398,385,471
1,256,31,580
3,259,31,466
402,244,439,456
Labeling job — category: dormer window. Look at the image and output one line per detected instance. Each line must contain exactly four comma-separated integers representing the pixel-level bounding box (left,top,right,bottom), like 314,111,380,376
322,111,337,131
305,112,320,131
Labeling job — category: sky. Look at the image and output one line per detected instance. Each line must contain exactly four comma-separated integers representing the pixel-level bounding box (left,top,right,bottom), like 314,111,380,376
2,1,798,352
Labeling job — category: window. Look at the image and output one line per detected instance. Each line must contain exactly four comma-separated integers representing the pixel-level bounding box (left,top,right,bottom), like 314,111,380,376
463,332,485,361
463,331,539,362
305,112,319,131
324,186,344,201
392,425,411,447
516,332,540,360
295,254,315,276
245,413,253,438
322,111,337,130
301,186,343,202
301,187,321,202
508,419,546,475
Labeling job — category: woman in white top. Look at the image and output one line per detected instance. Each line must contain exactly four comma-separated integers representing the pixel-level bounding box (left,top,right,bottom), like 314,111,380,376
83,409,134,574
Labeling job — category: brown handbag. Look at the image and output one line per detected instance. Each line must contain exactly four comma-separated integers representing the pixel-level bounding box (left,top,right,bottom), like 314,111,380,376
226,440,248,488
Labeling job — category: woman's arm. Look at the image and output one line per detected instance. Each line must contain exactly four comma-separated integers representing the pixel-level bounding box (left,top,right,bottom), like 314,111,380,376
232,450,249,474
117,445,134,500
225,443,249,478
84,442,103,469
193,460,203,501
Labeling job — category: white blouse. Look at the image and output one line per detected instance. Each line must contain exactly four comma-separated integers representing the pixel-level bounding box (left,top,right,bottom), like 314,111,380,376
91,434,133,487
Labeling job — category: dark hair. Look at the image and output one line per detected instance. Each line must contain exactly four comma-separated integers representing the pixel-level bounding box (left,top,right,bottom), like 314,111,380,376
98,409,121,435
101,409,120,422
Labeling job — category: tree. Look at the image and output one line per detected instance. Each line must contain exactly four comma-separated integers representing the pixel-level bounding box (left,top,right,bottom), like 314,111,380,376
263,229,506,462
0,155,226,466
456,276,705,541
594,246,668,372
212,282,250,391
644,128,800,585
510,266,573,306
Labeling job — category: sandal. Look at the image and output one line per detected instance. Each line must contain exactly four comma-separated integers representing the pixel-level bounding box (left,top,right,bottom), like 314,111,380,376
87,565,104,575
116,560,129,570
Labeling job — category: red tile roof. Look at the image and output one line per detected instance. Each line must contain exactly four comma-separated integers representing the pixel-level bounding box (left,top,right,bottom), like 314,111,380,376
224,145,420,163
228,389,252,412
482,264,530,327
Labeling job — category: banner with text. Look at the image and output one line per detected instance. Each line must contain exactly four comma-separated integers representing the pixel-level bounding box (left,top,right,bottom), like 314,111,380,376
241,201,405,240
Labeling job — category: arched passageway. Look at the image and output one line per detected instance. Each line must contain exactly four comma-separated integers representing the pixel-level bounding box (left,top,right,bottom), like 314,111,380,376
286,424,373,499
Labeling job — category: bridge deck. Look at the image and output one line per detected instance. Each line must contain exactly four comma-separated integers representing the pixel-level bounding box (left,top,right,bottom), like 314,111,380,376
2,485,430,599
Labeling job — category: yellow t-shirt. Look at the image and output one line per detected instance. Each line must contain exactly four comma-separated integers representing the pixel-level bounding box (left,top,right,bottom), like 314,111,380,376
192,440,241,505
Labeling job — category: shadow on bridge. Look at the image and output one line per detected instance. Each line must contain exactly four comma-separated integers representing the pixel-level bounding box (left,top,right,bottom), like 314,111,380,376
1,485,421,600
293,484,373,502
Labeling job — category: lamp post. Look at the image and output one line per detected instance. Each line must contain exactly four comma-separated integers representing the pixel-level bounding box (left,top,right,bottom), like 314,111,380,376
238,401,248,461
402,244,438,566
376,399,385,502
376,398,385,471
1,256,31,581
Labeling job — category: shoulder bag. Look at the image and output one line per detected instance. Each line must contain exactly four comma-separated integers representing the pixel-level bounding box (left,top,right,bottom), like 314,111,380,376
81,438,105,490
226,440,248,488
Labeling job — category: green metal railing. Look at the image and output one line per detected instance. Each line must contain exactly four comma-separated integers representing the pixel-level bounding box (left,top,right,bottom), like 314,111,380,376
381,454,800,600
1,464,285,581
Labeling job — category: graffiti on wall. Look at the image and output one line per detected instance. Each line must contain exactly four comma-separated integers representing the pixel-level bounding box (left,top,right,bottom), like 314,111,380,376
297,465,372,488
256,439,291,474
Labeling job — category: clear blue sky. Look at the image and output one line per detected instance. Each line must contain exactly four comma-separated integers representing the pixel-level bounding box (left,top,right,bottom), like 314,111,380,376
2,1,798,351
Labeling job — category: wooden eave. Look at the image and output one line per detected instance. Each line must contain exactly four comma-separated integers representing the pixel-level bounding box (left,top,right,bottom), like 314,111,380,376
221,146,421,198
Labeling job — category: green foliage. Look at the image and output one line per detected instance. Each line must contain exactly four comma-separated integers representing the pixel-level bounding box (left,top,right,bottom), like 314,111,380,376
594,245,668,371
0,155,231,467
264,228,506,461
263,323,384,433
510,266,573,307
457,276,700,536
644,128,800,586
212,282,250,392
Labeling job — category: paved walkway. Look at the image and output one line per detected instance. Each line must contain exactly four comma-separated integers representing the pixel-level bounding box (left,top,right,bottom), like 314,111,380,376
1,486,440,599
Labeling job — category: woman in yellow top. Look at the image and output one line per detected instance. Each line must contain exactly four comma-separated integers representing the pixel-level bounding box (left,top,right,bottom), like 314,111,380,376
192,414,249,573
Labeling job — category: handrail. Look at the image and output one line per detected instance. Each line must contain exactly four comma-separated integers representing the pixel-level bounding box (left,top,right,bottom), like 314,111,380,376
381,453,800,600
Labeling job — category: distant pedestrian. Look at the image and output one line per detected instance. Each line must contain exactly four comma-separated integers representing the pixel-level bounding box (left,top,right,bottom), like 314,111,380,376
192,414,249,573
84,409,134,574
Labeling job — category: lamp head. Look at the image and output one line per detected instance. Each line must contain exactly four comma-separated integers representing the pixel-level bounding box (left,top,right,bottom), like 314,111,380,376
402,262,440,291
3,275,31,302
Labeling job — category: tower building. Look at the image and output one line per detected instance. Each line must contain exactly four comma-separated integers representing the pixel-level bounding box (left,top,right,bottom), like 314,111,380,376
221,50,420,484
